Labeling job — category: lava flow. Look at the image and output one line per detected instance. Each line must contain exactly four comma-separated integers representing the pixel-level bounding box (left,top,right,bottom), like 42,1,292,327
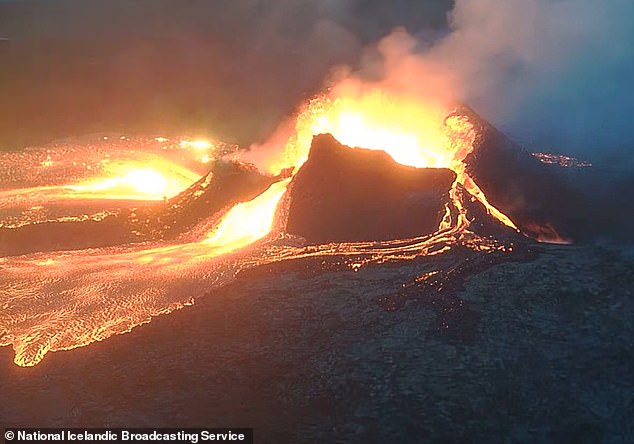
1,89,527,367
0,135,225,228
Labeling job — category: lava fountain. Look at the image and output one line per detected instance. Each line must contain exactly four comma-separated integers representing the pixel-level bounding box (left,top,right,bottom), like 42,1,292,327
254,87,518,232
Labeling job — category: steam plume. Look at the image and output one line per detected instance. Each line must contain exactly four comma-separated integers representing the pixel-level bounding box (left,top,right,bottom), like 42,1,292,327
248,0,634,167
433,0,634,163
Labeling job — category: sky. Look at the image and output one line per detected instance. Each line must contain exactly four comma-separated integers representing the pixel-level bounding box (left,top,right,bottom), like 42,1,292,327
0,0,632,166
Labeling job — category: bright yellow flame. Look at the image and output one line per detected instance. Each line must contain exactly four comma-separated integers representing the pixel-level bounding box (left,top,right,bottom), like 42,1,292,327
36,258,57,266
122,169,168,194
179,139,216,164
0,160,201,209
71,168,167,195
265,91,453,174
313,97,453,169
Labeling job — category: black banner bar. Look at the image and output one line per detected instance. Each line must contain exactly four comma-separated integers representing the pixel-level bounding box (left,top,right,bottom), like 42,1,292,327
3,428,253,444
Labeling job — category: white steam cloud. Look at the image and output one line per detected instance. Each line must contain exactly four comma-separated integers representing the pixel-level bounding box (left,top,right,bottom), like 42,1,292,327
427,0,634,161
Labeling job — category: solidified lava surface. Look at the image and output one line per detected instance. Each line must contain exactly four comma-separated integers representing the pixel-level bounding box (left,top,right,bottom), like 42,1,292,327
1,242,632,443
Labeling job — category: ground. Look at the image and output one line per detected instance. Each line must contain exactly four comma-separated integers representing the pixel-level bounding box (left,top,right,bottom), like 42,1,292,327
1,243,633,443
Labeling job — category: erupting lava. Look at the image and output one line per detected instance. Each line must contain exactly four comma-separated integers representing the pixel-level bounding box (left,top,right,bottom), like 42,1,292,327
0,161,199,215
260,89,518,232
0,136,214,228
1,88,525,367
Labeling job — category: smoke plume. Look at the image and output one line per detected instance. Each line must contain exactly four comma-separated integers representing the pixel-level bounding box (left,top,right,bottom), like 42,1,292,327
1,0,632,166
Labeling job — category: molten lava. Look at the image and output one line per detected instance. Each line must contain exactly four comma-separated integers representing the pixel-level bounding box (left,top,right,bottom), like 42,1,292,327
1,88,530,367
203,179,291,254
0,136,212,220
66,161,200,201
261,89,518,232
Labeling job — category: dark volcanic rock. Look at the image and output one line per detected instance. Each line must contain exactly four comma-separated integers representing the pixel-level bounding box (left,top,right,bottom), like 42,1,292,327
459,106,580,240
0,217,137,257
1,243,632,443
0,161,277,257
457,106,634,242
286,134,456,243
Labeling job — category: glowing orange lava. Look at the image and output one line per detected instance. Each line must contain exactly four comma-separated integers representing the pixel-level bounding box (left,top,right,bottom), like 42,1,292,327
179,139,216,164
260,89,518,231
203,179,291,254
67,161,200,201
0,160,200,209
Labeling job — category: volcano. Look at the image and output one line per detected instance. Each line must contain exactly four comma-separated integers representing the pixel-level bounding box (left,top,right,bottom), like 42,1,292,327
280,105,608,247
0,101,629,369
1,104,617,260
1,102,633,444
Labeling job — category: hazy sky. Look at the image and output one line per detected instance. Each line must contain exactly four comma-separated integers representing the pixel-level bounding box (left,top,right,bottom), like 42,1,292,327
1,0,632,166
0,1,452,149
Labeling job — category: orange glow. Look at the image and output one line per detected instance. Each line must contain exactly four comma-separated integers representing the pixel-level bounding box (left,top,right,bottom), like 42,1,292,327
0,160,200,204
262,88,518,231
180,139,214,151
203,179,290,253
67,162,197,201
179,139,216,164
68,168,166,198
309,95,449,169
263,90,455,173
